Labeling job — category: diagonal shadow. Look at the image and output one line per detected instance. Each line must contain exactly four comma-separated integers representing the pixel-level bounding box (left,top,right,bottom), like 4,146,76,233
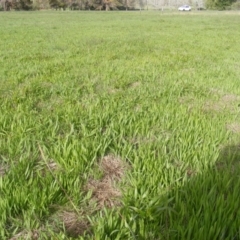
157,144,240,240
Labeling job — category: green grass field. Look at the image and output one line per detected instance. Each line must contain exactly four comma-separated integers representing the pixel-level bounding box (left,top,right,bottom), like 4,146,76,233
1,11,240,239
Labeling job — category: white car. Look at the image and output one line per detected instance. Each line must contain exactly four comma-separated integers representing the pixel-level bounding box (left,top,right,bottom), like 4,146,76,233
178,5,191,11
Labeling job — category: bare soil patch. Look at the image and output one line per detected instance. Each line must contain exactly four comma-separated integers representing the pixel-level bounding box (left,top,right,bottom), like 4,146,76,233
179,88,240,114
129,81,141,88
226,123,240,134
203,94,240,113
178,96,196,111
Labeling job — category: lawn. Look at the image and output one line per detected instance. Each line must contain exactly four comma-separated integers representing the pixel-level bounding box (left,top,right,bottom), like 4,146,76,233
0,10,240,239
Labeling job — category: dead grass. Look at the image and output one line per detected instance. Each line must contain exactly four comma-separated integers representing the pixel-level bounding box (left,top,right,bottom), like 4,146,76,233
129,81,141,88
47,208,91,238
100,155,127,181
9,230,29,240
86,155,129,208
9,229,40,240
178,96,195,104
179,89,240,114
203,94,240,113
58,211,90,238
226,123,240,134
178,96,196,111
221,94,240,102
87,178,122,208
36,97,64,112
209,88,224,95
107,87,120,94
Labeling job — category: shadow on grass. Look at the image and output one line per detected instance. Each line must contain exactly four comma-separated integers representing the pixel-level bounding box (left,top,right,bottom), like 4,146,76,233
156,144,240,240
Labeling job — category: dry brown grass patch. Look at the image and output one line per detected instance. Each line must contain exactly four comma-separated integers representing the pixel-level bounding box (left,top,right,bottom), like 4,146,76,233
58,211,90,238
107,87,120,94
9,229,40,240
100,155,127,180
203,94,240,113
87,178,122,208
178,96,196,111
221,94,239,102
209,88,224,95
203,100,223,112
129,81,141,88
178,96,194,104
226,123,240,134
9,230,29,240
36,97,65,112
85,155,129,209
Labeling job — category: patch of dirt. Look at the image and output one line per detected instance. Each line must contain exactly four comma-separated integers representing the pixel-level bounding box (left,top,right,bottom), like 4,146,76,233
178,96,196,111
85,155,129,209
129,81,141,88
57,211,90,238
9,230,28,240
203,101,223,112
178,96,194,104
87,178,122,208
179,89,240,114
9,229,40,240
107,87,120,94
222,94,239,102
100,155,127,181
203,94,240,113
134,104,142,112
209,88,224,95
226,123,240,134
